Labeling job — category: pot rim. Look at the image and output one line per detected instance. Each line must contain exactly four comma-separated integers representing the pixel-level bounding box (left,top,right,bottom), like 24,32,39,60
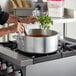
24,29,58,38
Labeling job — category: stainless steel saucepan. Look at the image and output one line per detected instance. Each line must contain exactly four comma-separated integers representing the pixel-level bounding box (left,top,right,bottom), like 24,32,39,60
17,29,59,54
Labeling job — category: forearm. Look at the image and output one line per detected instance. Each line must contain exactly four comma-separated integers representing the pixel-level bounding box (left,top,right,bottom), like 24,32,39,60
7,15,30,23
0,27,11,37
7,15,19,23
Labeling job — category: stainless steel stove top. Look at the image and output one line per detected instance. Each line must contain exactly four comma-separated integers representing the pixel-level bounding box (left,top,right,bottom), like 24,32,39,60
0,39,76,67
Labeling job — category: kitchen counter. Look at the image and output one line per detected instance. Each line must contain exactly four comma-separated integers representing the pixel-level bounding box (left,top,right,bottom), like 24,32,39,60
53,16,76,24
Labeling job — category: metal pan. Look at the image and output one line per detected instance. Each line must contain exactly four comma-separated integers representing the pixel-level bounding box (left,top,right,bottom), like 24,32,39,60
17,29,59,54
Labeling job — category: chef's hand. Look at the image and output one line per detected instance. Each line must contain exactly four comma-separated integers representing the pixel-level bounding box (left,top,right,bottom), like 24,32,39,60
8,22,25,33
20,16,37,24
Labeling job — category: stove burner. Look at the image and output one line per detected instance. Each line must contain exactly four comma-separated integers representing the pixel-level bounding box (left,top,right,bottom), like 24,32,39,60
70,45,76,50
0,41,17,50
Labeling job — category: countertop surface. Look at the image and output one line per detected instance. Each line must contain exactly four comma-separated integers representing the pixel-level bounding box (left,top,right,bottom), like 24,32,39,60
52,16,76,24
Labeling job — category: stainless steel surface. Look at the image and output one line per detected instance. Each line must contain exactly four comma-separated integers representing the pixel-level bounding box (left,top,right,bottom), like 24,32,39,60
26,55,76,76
0,46,33,67
13,8,33,17
17,29,59,54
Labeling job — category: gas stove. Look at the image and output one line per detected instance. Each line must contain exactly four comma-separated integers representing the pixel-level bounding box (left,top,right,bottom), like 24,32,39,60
1,39,76,63
0,41,61,64
1,40,76,61
0,39,76,76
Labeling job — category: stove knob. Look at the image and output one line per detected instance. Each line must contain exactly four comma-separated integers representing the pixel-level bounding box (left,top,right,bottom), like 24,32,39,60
14,70,22,76
0,61,2,69
1,61,7,70
6,65,14,73
0,58,3,70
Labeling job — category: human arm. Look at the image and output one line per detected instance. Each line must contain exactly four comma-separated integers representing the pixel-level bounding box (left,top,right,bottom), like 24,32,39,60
0,6,37,25
0,6,25,37
0,22,25,37
0,10,36,24
7,15,37,24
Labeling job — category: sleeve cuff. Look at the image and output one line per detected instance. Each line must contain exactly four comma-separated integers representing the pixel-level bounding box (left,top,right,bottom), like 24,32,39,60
0,12,9,25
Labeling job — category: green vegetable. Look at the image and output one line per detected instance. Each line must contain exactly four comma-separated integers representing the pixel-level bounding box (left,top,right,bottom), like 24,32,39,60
37,15,53,30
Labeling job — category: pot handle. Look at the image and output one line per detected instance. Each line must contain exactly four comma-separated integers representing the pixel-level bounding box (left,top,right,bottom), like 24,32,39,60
13,35,18,39
13,33,24,39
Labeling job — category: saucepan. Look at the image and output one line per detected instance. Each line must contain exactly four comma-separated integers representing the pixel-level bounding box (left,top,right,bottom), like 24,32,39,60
16,29,59,54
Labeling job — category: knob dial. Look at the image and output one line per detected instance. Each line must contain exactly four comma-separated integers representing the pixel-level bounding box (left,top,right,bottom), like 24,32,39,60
14,70,22,76
6,65,14,73
1,61,7,70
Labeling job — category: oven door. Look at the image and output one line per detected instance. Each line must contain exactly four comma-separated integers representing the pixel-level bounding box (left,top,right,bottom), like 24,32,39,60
26,55,76,76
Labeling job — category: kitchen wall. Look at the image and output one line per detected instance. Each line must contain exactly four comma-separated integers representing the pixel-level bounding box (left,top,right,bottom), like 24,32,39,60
0,0,11,12
51,23,63,39
66,22,76,39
